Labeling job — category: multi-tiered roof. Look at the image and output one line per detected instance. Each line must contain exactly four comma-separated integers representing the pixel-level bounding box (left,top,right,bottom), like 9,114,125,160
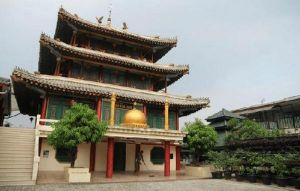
12,8,209,117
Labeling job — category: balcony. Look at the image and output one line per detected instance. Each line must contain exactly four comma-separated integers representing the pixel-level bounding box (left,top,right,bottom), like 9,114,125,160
36,115,186,142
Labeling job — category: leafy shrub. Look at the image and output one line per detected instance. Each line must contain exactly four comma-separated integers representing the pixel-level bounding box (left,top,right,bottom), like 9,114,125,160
184,118,217,164
48,103,108,167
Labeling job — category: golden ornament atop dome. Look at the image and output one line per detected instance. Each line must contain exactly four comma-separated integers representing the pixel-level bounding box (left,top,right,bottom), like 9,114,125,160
122,107,148,128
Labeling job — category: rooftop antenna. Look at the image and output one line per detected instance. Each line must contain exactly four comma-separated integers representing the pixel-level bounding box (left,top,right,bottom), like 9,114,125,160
107,3,112,26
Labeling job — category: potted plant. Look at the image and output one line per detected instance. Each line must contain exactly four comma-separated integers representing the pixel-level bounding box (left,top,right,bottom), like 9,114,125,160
224,153,241,180
235,165,246,181
292,167,300,189
184,119,218,165
207,151,224,179
48,103,108,183
272,154,289,187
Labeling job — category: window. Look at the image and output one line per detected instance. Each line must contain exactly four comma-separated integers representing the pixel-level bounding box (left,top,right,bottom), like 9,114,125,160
55,148,76,163
169,111,176,130
102,101,111,122
103,68,125,86
46,97,70,119
150,147,164,165
70,62,82,78
83,65,99,81
147,109,164,129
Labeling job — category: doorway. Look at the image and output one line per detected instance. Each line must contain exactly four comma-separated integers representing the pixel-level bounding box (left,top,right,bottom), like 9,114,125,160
113,142,126,171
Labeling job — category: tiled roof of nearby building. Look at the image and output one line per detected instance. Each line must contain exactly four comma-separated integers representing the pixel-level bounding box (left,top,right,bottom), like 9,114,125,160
12,68,209,115
0,77,10,85
40,34,189,75
206,108,244,122
232,95,300,115
57,8,177,47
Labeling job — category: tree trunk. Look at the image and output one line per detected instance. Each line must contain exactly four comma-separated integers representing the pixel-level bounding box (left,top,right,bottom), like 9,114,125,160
69,147,78,168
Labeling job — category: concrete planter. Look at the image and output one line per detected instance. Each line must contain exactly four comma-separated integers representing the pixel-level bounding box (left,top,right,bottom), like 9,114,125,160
185,165,213,178
64,167,91,183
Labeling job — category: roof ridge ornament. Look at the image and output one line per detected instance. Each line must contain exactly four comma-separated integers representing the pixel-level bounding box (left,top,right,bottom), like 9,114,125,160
96,16,104,24
107,3,112,27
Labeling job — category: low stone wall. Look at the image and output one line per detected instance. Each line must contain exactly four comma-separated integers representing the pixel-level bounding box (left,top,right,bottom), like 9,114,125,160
185,165,213,178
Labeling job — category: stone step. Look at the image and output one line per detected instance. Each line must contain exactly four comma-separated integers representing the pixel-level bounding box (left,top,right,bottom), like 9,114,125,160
0,164,33,169
0,135,34,140
0,176,32,182
0,150,34,154
0,156,33,161
0,127,34,132
0,146,34,152
0,160,33,165
0,137,35,144
0,172,32,177
0,168,32,173
0,180,35,186
0,153,33,160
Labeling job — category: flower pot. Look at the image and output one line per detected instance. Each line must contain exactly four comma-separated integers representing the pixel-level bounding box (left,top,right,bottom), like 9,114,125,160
275,176,288,187
261,175,272,185
294,178,300,189
224,171,232,179
236,174,245,182
211,171,223,179
246,174,257,183
287,177,297,187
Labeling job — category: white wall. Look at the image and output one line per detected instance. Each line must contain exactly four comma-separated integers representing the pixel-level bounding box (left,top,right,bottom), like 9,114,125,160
125,143,135,171
140,144,176,171
95,142,107,171
39,139,90,171
39,140,177,172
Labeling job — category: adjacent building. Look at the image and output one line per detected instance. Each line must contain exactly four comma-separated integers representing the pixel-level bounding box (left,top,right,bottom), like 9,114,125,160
11,8,209,179
206,108,244,146
0,77,11,126
232,95,300,133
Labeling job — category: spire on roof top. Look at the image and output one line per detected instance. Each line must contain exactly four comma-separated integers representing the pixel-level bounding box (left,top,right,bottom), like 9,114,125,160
107,3,112,26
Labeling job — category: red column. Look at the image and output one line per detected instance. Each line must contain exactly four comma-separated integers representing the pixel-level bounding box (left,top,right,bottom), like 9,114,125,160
40,97,48,119
143,104,147,116
89,143,96,172
176,146,181,171
90,97,102,172
164,141,170,176
40,96,48,127
96,97,102,121
106,138,114,178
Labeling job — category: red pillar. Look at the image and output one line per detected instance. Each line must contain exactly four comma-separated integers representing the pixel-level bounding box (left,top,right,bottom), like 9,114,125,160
89,143,96,172
96,97,102,120
106,138,114,178
143,104,147,116
40,96,48,127
176,146,181,171
164,141,170,176
90,97,102,172
40,97,48,119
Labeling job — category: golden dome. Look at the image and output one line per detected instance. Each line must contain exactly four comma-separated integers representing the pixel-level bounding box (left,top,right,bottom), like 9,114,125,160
122,108,147,128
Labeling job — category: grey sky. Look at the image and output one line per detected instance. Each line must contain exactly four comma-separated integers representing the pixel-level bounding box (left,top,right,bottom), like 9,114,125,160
1,0,300,128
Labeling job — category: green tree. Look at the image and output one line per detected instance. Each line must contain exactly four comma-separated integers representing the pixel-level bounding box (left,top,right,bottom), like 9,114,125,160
48,103,108,168
225,118,284,143
184,118,217,164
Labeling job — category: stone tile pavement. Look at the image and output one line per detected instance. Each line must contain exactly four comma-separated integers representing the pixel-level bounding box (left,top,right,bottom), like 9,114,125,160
0,179,298,191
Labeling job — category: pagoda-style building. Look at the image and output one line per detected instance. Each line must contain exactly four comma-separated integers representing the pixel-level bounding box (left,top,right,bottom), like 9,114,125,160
12,8,209,180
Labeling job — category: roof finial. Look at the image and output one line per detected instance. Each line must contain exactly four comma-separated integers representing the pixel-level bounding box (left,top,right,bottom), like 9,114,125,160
107,3,112,26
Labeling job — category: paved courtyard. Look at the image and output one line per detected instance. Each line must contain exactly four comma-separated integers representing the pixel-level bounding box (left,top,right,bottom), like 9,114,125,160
0,179,298,191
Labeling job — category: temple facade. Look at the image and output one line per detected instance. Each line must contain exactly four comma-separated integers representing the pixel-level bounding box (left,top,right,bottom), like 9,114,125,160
12,8,209,179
